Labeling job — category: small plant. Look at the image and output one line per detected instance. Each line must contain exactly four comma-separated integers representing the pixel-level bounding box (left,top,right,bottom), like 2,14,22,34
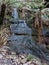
27,54,34,61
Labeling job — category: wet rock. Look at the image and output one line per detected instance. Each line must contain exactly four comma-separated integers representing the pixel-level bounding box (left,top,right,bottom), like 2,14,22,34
7,35,39,56
10,20,32,35
7,20,32,55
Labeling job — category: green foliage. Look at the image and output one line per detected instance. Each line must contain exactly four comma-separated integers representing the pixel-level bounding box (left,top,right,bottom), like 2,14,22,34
0,0,44,9
27,54,34,61
34,0,43,3
27,54,40,61
5,15,12,20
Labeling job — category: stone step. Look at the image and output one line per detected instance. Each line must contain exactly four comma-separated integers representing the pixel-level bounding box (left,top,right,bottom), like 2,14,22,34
10,20,32,35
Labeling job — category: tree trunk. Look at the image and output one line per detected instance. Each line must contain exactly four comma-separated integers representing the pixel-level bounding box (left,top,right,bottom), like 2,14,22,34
0,3,6,25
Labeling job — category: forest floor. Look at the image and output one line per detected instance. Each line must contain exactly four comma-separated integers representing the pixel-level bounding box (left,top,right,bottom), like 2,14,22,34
0,45,48,65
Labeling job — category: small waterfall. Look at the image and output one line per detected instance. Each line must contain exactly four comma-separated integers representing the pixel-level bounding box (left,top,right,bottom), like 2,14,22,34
24,20,26,25
6,7,49,61
6,19,49,61
12,8,18,19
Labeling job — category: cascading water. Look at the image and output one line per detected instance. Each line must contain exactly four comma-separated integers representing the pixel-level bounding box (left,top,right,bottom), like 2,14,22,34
12,8,18,19
5,8,49,61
